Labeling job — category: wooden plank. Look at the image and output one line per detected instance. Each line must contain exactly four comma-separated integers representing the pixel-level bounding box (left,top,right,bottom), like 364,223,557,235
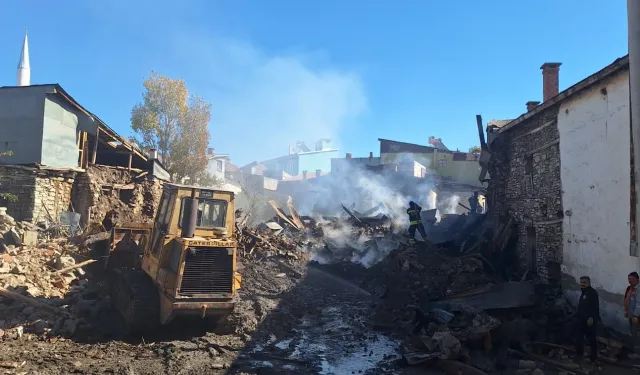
0,288,69,317
286,196,305,229
82,132,88,168
91,128,100,164
128,151,132,171
268,200,300,230
56,259,97,274
102,184,135,190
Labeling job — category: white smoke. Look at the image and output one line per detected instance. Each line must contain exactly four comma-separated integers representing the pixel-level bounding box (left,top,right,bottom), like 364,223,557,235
439,195,461,214
289,163,441,267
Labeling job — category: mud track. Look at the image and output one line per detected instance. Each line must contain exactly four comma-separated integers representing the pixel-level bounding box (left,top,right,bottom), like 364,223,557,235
0,258,421,375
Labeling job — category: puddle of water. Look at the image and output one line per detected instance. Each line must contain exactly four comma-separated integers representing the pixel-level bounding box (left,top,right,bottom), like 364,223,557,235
275,338,292,349
318,333,399,375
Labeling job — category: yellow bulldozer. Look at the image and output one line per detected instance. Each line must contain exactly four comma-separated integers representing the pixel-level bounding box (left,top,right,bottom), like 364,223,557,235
93,183,242,332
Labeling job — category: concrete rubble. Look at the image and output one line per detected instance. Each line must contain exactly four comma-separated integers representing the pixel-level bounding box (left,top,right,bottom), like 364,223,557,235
0,190,638,374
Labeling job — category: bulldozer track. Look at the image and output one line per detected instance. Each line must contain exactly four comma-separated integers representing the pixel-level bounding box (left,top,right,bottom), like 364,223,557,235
110,269,160,334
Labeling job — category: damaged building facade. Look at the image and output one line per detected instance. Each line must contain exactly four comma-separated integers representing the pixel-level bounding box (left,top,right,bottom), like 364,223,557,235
0,84,168,228
488,56,633,332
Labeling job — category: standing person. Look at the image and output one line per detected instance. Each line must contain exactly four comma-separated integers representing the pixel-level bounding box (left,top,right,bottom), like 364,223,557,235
625,272,640,351
406,201,427,241
468,192,479,213
575,276,599,362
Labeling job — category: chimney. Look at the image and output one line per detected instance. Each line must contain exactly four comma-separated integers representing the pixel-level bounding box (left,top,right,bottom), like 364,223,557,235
541,62,562,102
149,148,158,159
315,169,322,177
303,170,308,179
526,101,541,112
369,152,373,162
346,153,352,158
207,148,215,155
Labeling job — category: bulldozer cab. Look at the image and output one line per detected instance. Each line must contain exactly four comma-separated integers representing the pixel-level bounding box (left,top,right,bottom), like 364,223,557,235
148,184,234,249
141,183,240,301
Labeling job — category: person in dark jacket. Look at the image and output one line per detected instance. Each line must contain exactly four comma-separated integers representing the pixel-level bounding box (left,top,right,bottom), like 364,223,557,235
407,201,427,241
625,272,640,352
575,276,599,361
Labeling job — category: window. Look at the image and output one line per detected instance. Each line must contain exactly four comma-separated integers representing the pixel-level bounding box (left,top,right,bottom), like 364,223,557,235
284,160,295,175
179,198,227,229
438,159,447,167
216,160,223,172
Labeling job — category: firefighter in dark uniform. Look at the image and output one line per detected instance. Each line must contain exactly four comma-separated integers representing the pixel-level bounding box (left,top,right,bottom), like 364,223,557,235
407,201,427,241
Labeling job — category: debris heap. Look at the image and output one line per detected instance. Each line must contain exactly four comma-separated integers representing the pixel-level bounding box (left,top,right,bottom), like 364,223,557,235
0,238,103,340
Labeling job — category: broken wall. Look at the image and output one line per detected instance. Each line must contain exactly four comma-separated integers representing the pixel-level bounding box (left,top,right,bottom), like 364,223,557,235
72,165,163,228
0,165,75,222
558,68,634,334
488,104,563,283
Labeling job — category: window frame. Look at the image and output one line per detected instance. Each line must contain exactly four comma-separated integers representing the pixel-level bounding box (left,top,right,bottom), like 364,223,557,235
178,197,228,229
216,159,223,172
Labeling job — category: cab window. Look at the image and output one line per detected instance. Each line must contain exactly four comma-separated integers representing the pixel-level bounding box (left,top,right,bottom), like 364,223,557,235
179,198,227,228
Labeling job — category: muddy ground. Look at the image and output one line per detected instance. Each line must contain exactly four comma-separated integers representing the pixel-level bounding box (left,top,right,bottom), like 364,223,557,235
0,256,419,375
1,247,639,375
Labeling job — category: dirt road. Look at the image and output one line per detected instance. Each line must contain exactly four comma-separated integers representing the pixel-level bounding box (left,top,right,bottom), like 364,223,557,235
0,259,409,375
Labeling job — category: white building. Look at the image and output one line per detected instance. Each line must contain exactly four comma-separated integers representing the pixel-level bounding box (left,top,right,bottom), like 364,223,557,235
557,57,632,333
206,148,230,181
489,55,634,334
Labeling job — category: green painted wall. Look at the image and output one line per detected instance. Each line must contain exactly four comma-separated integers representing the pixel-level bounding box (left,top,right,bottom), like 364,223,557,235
41,96,81,168
381,152,481,186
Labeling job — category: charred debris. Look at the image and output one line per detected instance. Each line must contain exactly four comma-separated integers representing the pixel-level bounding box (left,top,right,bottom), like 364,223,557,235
0,181,634,374
237,197,635,374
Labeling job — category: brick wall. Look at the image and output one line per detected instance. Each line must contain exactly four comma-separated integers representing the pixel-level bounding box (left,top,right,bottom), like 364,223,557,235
0,165,75,222
488,104,563,283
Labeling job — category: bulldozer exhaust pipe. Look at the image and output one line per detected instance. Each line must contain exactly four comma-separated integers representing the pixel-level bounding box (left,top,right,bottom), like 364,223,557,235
181,188,198,238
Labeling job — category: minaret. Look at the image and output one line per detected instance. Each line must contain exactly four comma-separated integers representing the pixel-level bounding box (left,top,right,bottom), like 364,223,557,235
17,30,30,86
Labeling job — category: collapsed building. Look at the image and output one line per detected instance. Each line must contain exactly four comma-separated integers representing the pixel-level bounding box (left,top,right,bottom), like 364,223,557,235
486,56,633,333
0,84,169,230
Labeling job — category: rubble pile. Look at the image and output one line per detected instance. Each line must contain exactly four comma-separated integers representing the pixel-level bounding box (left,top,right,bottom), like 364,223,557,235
238,198,640,374
73,165,163,229
0,238,106,341
0,211,35,245
404,304,500,364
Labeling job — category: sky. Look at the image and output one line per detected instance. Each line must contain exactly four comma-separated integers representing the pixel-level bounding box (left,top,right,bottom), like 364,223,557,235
0,0,630,167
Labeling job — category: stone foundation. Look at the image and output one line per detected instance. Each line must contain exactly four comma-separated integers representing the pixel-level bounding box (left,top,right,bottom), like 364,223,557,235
0,165,76,223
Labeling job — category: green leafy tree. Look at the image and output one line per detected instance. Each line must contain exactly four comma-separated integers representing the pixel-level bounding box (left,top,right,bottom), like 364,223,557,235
130,72,212,182
468,145,482,153
195,173,225,188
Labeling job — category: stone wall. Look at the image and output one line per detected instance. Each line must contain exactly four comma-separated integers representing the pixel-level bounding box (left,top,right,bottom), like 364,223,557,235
488,104,563,283
72,165,163,228
0,165,76,223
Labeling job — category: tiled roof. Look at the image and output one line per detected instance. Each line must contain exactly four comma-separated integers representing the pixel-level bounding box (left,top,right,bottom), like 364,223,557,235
487,119,513,128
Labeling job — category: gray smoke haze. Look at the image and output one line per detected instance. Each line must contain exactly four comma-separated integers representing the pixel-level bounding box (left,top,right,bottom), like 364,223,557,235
283,162,459,267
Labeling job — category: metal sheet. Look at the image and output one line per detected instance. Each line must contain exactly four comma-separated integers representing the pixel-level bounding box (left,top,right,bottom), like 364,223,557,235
434,282,537,311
